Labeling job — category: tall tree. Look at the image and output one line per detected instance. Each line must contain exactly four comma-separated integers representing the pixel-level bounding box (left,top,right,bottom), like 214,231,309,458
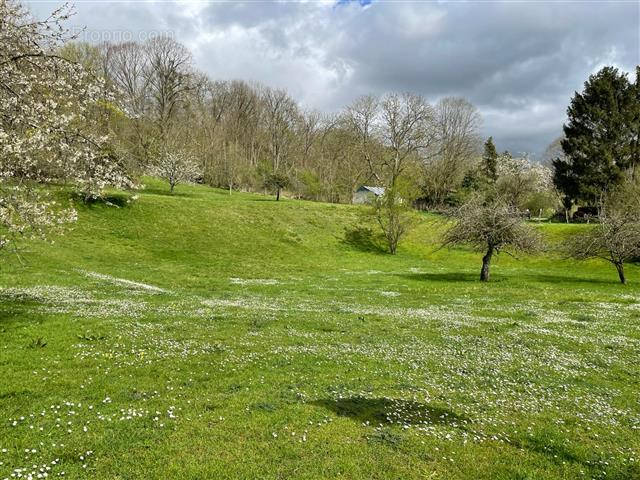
553,67,638,206
344,95,382,184
262,87,298,175
144,37,193,139
421,98,482,204
380,92,435,188
482,137,498,182
633,66,640,177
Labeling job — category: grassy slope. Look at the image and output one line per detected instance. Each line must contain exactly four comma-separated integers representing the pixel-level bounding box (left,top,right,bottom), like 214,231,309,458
1,178,639,480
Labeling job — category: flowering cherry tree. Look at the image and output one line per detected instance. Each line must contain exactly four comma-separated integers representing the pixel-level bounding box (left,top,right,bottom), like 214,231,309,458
495,154,554,210
149,151,201,193
0,1,134,254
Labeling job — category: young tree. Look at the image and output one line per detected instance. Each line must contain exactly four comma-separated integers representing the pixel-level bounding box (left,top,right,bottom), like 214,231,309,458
553,67,639,205
443,196,542,281
482,137,498,182
564,179,640,284
264,172,289,201
0,0,134,255
150,150,200,193
372,181,417,255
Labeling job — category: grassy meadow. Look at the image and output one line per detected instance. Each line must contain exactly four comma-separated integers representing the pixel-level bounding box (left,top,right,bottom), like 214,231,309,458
1,179,639,479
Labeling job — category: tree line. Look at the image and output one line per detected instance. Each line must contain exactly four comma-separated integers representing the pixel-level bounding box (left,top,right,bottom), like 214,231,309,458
64,36,495,206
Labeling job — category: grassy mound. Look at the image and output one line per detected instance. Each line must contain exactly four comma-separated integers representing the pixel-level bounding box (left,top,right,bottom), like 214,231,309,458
1,179,638,479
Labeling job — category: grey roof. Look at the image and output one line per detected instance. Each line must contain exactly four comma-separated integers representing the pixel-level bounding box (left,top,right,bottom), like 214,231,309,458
359,186,386,196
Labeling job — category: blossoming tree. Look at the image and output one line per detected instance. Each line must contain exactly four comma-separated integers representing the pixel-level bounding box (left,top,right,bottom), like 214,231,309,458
0,1,134,254
150,150,201,193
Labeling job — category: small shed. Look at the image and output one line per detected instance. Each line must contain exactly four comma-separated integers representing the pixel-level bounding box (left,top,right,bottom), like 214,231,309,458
352,186,386,204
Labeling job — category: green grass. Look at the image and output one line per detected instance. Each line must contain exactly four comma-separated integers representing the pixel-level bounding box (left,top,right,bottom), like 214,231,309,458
1,178,639,480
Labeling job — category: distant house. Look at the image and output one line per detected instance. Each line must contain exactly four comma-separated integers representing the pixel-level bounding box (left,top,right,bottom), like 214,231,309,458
352,185,386,204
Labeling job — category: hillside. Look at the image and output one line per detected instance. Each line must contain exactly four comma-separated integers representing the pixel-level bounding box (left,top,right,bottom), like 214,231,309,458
1,179,639,480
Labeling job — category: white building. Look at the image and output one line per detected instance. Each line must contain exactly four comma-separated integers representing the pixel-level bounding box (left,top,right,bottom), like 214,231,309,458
352,186,386,204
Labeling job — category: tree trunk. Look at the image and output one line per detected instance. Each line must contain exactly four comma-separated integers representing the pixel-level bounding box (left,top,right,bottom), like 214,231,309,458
480,245,494,282
615,262,626,284
170,182,175,194
276,188,280,201
388,239,397,255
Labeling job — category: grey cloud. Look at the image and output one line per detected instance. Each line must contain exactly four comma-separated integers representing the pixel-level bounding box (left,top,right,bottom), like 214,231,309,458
26,0,640,156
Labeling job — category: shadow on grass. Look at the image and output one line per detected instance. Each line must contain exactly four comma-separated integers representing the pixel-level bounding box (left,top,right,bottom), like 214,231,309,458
507,430,623,473
0,304,47,328
399,271,619,286
524,273,619,285
398,272,490,283
71,192,133,207
248,197,279,202
310,396,468,427
141,188,194,198
342,226,387,254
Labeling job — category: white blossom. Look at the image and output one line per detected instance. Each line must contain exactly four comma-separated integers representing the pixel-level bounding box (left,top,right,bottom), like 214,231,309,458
0,0,136,253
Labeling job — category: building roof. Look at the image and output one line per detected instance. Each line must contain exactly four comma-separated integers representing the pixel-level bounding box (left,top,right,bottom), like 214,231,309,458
358,186,386,196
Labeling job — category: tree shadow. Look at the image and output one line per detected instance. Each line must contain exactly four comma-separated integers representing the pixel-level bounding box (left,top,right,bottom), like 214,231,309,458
507,431,623,473
524,273,621,285
142,188,193,198
398,272,493,283
310,396,469,428
342,226,387,254
248,197,279,202
0,293,48,326
70,192,133,207
511,436,584,466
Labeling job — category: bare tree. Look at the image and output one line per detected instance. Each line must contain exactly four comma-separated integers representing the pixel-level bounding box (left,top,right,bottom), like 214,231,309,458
361,93,434,253
443,196,542,281
103,41,153,167
190,77,231,185
104,41,150,116
344,95,383,184
297,110,322,169
565,180,640,284
144,36,193,138
380,92,436,188
261,87,298,174
422,97,482,204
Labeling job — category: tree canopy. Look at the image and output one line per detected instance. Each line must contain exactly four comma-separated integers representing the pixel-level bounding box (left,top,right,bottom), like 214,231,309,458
442,195,542,281
553,66,639,206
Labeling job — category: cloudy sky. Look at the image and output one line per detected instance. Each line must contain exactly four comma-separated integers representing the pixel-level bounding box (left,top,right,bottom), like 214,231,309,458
28,0,639,156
